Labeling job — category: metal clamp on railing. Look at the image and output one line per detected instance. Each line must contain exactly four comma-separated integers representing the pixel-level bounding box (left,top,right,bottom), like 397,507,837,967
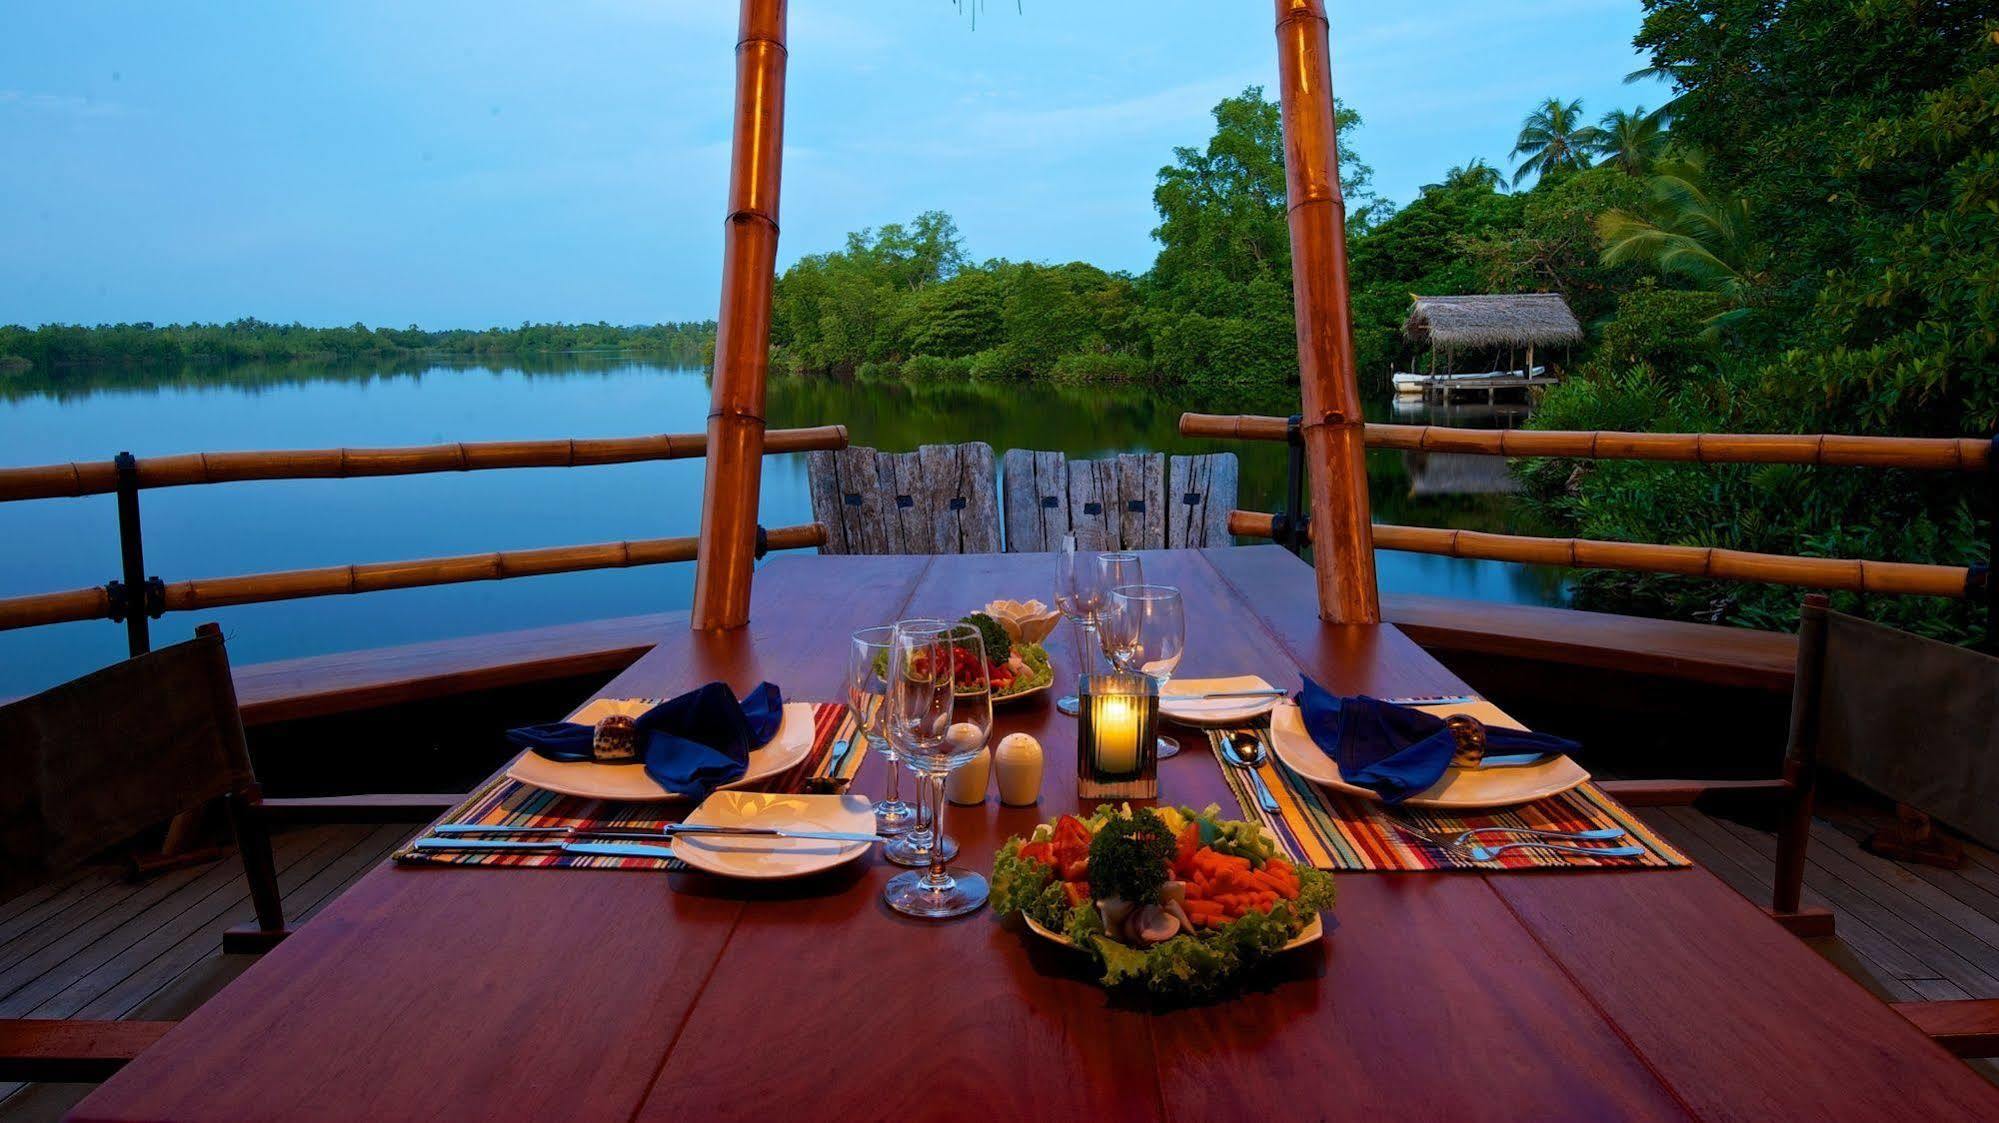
1276,414,1310,555
754,524,771,561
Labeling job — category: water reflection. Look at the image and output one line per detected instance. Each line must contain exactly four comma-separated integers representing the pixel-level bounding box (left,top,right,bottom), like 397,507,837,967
0,358,1564,695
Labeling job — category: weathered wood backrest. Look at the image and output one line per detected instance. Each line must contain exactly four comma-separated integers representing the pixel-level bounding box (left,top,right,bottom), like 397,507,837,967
805,442,999,555
0,627,255,901
1796,602,1999,848
1001,450,1237,552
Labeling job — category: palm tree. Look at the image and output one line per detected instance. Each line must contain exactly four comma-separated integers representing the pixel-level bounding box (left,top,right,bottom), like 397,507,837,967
1420,158,1506,196
1595,107,1668,175
1509,98,1606,187
1596,152,1763,337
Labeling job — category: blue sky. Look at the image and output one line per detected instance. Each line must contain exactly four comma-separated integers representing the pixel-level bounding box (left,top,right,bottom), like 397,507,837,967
1,1,1665,329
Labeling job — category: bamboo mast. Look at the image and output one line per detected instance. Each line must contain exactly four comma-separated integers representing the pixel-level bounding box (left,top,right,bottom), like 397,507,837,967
691,0,789,630
1274,0,1380,623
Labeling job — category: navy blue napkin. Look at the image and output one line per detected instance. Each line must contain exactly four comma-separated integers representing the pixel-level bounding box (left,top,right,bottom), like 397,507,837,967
1293,676,1578,803
505,682,784,799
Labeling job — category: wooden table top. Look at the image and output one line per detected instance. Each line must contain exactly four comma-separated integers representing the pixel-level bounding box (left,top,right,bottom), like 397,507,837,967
72,546,1999,1122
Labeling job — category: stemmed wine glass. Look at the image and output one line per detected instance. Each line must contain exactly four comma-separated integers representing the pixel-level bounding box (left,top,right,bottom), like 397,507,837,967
882,618,959,868
1097,552,1144,599
882,620,991,919
1053,535,1108,716
1100,583,1186,759
847,625,914,835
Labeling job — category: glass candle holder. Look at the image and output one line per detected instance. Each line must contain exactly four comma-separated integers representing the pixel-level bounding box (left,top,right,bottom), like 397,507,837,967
1076,672,1158,799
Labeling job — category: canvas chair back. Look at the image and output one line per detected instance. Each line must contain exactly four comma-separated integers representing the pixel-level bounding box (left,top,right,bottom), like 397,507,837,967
0,628,255,901
1791,601,1999,848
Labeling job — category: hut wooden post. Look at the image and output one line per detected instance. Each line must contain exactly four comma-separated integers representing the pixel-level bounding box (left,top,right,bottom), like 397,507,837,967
1273,0,1379,623
691,0,789,630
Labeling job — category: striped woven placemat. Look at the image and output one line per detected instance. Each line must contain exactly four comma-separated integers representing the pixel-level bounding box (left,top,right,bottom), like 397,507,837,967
1206,726,1688,872
394,702,861,871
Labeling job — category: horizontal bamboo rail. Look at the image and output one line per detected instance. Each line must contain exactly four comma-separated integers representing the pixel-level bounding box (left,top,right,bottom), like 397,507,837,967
0,523,827,632
0,425,851,502
1179,414,1992,472
1226,511,1974,598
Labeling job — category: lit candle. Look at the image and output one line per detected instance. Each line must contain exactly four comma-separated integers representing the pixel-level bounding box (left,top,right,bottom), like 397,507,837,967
1095,696,1141,774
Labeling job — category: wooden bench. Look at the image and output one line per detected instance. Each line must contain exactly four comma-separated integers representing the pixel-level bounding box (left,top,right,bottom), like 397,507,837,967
1383,591,1798,692
1002,449,1236,552
231,612,682,727
805,443,1000,555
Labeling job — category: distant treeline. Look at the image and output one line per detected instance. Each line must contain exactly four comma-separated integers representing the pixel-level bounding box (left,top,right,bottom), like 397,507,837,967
0,319,717,372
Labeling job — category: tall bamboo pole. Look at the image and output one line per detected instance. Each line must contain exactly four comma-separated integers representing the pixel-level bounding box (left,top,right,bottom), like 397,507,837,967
1273,0,1379,623
691,0,788,630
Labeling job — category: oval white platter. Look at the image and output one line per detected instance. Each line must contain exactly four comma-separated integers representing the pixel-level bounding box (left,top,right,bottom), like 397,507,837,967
1022,910,1324,953
1264,699,1589,810
504,701,817,802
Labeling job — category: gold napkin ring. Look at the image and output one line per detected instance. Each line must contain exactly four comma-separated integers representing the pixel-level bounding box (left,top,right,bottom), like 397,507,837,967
1444,713,1487,769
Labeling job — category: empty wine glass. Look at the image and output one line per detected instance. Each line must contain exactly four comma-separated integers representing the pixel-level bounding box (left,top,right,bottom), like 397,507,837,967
883,621,990,919
1097,552,1143,597
1100,583,1186,759
1053,535,1108,717
881,618,959,868
847,625,914,835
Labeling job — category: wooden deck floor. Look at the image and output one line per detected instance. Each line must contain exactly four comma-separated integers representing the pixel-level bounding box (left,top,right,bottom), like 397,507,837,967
5,802,1996,1117
0,822,418,1121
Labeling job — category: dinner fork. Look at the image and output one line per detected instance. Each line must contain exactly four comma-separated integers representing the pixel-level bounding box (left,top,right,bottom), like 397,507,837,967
1388,820,1643,862
1217,731,1281,814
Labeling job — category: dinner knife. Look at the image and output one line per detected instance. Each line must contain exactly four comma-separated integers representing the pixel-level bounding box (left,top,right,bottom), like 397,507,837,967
660,823,885,843
411,837,678,860
1384,694,1478,707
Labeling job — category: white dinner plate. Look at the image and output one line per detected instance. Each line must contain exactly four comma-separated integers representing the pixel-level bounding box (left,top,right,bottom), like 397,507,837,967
670,791,877,879
1266,699,1589,809
503,700,817,802
1023,910,1324,953
1160,675,1281,726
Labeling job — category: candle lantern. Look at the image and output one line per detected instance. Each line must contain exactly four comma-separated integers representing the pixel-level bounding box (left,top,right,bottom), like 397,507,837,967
1076,672,1159,799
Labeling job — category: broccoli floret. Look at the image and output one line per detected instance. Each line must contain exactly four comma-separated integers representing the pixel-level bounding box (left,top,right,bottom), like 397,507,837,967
957,612,1011,663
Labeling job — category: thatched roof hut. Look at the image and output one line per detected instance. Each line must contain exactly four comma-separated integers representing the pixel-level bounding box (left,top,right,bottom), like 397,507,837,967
1403,293,1583,350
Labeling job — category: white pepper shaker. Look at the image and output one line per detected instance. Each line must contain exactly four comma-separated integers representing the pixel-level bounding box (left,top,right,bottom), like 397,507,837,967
945,722,991,805
994,732,1043,806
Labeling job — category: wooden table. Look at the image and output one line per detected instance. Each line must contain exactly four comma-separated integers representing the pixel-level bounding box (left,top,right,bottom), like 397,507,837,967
72,547,1999,1122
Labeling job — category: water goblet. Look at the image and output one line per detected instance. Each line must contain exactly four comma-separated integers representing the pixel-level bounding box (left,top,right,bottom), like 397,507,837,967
1100,582,1185,758
882,618,961,868
883,621,991,919
847,625,914,835
1053,535,1108,717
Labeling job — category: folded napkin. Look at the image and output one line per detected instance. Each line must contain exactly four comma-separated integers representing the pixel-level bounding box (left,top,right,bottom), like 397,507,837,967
1294,676,1579,803
505,682,784,799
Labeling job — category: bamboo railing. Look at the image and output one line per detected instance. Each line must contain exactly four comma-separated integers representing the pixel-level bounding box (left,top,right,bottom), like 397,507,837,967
1192,408,1992,604
1225,512,1974,599
0,421,845,641
0,524,828,632
1180,414,1992,472
0,425,848,502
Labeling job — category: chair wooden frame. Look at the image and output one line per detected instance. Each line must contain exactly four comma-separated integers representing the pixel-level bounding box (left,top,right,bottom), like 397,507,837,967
0,623,459,1084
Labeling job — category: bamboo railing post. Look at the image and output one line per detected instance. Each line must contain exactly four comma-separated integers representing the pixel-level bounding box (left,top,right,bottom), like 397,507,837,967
691,0,788,631
1273,0,1379,624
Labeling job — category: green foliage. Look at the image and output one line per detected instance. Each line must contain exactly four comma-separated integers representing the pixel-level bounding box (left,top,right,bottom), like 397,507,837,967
1519,4,1999,642
956,612,1011,664
1086,808,1175,905
0,319,713,373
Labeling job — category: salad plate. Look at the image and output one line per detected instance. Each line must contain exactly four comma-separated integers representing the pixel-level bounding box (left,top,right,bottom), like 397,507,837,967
992,804,1333,996
876,612,1055,705
503,700,817,802
1265,698,1590,810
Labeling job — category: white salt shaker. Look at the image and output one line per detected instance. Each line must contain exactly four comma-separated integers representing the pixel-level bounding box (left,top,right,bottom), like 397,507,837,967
946,747,991,805
994,732,1043,806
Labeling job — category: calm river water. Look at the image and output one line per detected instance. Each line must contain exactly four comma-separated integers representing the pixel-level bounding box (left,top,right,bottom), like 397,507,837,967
0,357,1564,696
